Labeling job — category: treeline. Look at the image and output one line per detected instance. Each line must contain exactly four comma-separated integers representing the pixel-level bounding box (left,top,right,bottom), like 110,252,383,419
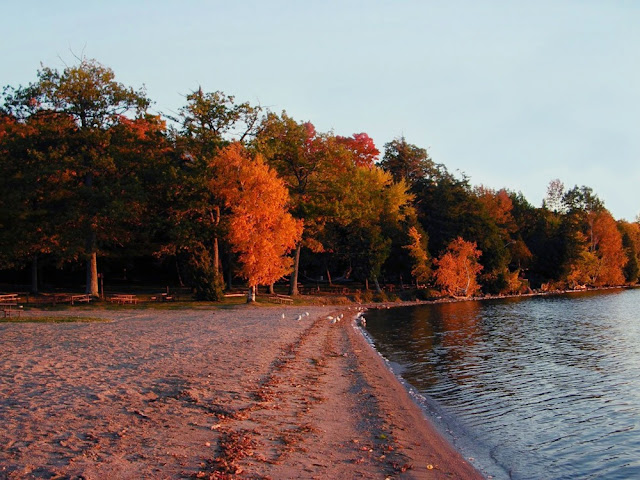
1,59,638,300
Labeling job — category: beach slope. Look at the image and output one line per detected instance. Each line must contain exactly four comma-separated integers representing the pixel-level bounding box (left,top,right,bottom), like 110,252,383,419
0,307,481,479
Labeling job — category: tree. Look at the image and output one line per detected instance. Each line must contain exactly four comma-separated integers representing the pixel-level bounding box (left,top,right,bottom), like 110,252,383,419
559,186,626,288
254,112,334,295
0,111,78,291
3,58,149,296
618,221,640,284
380,136,435,189
335,133,380,167
569,210,626,287
434,237,483,297
403,226,431,286
325,165,413,292
213,143,302,301
165,87,262,298
544,178,565,213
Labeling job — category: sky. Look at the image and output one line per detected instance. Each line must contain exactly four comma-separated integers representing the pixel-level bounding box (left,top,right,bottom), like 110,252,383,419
2,1,639,220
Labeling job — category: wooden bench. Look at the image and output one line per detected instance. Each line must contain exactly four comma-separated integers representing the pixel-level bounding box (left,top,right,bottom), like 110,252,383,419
109,294,138,304
270,294,294,305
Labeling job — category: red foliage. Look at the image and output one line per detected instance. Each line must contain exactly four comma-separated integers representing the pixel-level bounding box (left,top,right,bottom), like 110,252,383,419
336,132,380,167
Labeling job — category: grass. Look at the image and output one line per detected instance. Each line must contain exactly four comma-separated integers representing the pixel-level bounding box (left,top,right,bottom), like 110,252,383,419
0,315,111,323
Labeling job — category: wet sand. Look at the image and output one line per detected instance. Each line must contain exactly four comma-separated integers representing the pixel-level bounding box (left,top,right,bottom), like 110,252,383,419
0,306,482,479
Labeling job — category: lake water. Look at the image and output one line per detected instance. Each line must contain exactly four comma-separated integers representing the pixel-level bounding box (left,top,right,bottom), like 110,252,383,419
363,289,640,479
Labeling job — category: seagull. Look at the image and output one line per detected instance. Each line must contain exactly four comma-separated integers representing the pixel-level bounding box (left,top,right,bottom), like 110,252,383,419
295,314,303,321
281,313,286,319
327,316,334,320
305,312,309,316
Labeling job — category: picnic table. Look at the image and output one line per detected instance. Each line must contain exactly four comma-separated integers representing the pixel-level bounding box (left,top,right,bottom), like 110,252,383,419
109,294,138,304
70,294,92,305
270,294,294,305
0,294,19,302
0,293,22,317
50,294,92,305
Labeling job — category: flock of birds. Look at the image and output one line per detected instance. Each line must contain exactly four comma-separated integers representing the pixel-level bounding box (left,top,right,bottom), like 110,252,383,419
280,306,367,327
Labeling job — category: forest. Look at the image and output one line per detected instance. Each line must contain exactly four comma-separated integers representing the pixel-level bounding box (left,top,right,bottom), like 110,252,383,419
1,59,638,301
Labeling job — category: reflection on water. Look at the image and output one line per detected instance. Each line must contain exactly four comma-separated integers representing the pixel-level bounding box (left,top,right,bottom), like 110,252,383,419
364,289,640,480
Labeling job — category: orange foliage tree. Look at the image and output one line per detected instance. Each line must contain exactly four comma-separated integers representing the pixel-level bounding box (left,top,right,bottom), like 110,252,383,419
403,226,431,286
567,209,626,287
434,237,483,297
213,143,302,301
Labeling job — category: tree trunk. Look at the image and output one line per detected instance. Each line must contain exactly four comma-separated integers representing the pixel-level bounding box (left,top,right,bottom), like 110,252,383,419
212,207,223,290
373,276,382,293
365,278,369,291
289,243,302,296
175,257,184,287
86,251,99,297
269,283,275,295
213,236,220,276
31,255,38,294
227,250,233,290
84,170,99,297
326,266,333,286
247,285,256,303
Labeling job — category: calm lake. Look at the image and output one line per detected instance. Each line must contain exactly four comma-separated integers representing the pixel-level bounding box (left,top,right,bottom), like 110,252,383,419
363,289,640,479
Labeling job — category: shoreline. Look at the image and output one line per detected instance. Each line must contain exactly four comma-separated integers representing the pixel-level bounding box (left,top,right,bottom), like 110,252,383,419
365,283,636,311
0,306,482,479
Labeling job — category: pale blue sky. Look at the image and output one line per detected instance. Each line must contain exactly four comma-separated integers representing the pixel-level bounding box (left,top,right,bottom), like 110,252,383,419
3,1,639,220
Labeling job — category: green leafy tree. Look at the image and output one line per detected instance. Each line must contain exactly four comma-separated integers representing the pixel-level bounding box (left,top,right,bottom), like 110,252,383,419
380,136,435,189
325,166,413,292
254,112,337,295
0,111,79,291
618,221,640,283
3,58,150,296
165,88,262,299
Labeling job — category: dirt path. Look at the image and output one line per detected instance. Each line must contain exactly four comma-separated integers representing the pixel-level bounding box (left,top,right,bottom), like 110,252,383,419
0,307,481,479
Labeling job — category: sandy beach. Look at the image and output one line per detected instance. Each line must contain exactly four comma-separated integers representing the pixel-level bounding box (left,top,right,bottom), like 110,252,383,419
0,306,482,479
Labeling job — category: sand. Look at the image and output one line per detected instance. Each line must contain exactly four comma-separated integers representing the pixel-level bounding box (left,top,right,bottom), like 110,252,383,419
0,306,483,479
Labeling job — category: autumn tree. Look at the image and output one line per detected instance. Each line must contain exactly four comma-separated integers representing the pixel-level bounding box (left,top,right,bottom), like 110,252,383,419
254,112,335,295
213,143,302,301
165,88,262,299
556,186,626,287
566,209,626,287
403,226,431,286
434,237,483,297
335,133,380,167
3,58,150,296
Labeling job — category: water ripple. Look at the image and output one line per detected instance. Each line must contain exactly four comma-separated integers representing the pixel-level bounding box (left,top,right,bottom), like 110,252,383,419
365,289,640,480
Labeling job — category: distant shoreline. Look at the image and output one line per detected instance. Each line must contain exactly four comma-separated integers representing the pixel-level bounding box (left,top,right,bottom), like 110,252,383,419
365,284,637,310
